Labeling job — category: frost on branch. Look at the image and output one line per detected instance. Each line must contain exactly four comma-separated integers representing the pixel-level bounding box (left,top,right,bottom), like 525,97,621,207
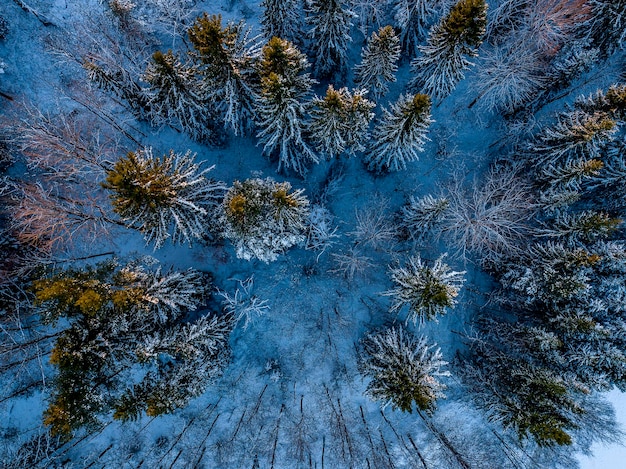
402,194,450,241
218,276,270,330
103,148,226,249
359,326,450,413
221,178,310,262
384,254,465,325
365,93,433,173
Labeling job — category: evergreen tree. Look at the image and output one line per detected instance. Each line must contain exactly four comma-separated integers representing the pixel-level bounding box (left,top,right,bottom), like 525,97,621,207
260,0,303,43
143,50,221,144
255,37,318,175
350,0,388,38
384,254,465,325
365,93,433,172
539,158,604,191
539,210,621,243
584,0,626,53
359,326,450,413
409,0,487,100
306,0,355,78
188,14,261,136
402,194,450,240
103,148,226,249
308,85,375,159
221,178,310,262
354,25,401,99
34,259,230,439
574,85,626,122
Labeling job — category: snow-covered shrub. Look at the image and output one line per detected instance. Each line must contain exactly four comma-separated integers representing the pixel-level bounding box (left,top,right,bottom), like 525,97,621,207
308,85,375,159
365,93,433,173
221,178,310,262
402,194,449,241
306,0,355,78
103,148,226,249
305,204,339,260
441,167,534,262
359,326,450,413
474,44,546,114
218,276,270,330
188,14,260,136
256,37,318,176
348,199,396,250
384,254,465,325
330,247,374,281
409,0,487,100
354,25,401,99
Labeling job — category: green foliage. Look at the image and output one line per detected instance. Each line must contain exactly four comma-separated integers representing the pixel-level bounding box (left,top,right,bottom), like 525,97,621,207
188,14,236,66
442,0,487,49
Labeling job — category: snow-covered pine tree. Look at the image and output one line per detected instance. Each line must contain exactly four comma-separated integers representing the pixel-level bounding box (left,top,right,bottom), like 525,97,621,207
584,0,626,53
384,254,465,325
354,25,401,99
306,0,355,78
35,259,227,438
365,93,433,172
187,14,260,136
392,0,449,55
255,37,318,175
350,0,388,38
260,0,303,43
221,178,310,262
402,194,450,240
539,158,604,191
409,0,487,100
531,110,617,165
574,85,626,122
308,85,375,159
359,326,450,413
143,50,222,144
539,210,621,243
103,148,226,249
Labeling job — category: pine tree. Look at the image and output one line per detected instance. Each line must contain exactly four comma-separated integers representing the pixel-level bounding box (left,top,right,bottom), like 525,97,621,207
359,326,450,413
584,0,626,53
402,194,450,240
255,37,318,175
187,14,260,136
307,0,355,78
34,259,229,439
409,0,487,100
532,110,617,165
574,85,626,122
384,254,465,325
539,158,604,191
350,0,388,38
308,85,375,159
260,0,303,43
143,50,221,144
221,178,310,262
539,210,621,243
354,25,401,99
365,93,433,172
103,148,226,249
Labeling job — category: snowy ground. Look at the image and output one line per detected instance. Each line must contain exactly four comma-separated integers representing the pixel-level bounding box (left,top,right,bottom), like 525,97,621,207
1,0,625,468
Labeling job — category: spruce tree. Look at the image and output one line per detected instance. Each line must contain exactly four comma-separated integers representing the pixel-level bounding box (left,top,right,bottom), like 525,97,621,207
188,14,261,136
409,0,487,100
143,50,221,144
402,194,450,240
354,25,401,99
35,260,230,439
255,37,318,175
221,178,310,262
365,93,433,172
308,85,375,159
359,326,450,413
103,148,225,249
306,0,355,78
384,254,465,325
392,0,448,55
260,0,302,43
